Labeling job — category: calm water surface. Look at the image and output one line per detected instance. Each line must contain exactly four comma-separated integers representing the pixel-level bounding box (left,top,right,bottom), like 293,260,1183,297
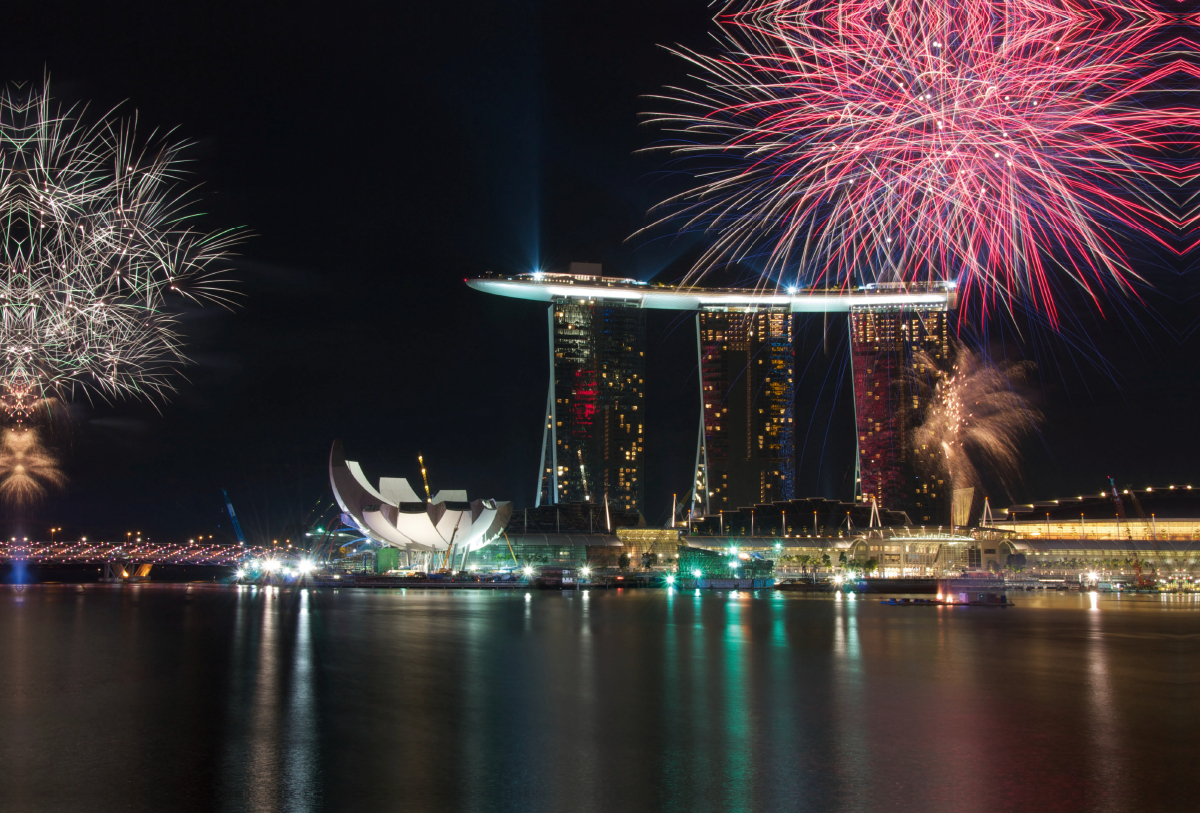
0,585,1196,812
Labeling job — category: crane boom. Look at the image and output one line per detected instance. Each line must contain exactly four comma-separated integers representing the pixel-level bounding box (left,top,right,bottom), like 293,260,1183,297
1109,478,1155,589
1124,486,1154,540
222,489,247,546
1108,476,1125,518
418,452,432,502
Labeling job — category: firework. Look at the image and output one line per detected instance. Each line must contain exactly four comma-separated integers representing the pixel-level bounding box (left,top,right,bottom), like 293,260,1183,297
910,346,1040,508
0,427,65,506
643,0,1175,323
0,80,240,420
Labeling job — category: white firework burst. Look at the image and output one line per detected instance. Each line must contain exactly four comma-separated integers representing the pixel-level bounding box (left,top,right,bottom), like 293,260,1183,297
0,80,241,419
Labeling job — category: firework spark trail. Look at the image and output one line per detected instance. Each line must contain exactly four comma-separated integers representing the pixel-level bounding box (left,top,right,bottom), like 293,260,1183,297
643,0,1182,324
0,80,241,420
911,346,1041,500
0,427,64,506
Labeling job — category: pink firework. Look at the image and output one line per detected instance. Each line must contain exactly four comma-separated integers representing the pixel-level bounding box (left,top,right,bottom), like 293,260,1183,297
644,0,1177,324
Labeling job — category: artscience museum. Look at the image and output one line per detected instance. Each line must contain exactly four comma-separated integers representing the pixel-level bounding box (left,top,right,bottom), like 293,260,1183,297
329,441,512,568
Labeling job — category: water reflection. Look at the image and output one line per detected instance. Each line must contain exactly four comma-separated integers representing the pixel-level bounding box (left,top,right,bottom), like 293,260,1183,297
0,587,1192,812
246,587,280,810
1086,596,1125,812
217,586,321,812
832,590,869,806
721,594,751,811
282,590,319,811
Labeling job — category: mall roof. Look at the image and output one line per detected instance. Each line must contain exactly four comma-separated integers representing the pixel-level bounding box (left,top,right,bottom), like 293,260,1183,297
1002,487,1200,522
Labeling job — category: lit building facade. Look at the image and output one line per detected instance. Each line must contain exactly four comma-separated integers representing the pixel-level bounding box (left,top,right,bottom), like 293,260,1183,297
694,307,795,512
849,301,950,521
535,264,646,513
468,272,956,518
1001,487,1200,542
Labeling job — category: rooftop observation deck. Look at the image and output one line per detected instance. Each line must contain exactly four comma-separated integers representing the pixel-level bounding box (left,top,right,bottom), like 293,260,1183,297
467,272,957,313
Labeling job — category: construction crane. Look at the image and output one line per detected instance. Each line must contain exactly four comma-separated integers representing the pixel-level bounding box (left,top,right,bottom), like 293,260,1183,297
417,452,451,568
1125,486,1154,539
417,452,432,502
1124,485,1159,589
1109,477,1157,589
577,449,590,501
1108,476,1125,519
222,489,247,546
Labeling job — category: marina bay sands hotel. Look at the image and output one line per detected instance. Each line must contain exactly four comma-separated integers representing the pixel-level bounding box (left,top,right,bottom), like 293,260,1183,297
467,264,955,523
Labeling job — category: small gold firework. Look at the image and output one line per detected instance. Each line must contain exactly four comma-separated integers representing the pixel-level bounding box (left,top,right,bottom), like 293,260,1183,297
0,428,65,507
911,346,1041,498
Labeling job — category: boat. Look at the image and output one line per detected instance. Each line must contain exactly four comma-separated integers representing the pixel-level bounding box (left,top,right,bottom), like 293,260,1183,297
533,566,578,589
880,594,1014,607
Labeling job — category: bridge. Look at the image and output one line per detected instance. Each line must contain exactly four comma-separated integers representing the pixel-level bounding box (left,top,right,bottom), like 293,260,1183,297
0,540,280,568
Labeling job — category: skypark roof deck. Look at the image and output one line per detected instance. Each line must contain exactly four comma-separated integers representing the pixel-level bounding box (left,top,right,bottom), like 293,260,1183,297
467,273,957,313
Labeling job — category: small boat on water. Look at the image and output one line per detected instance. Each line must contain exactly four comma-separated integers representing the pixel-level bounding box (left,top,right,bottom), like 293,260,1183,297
533,566,579,589
880,594,1014,608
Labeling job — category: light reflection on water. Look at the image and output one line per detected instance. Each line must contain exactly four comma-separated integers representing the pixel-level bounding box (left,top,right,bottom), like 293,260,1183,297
1085,594,1125,813
0,587,1195,812
283,590,319,811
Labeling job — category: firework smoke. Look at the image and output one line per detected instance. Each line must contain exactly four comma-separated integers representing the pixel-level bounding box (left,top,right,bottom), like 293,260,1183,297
911,346,1041,504
643,0,1177,323
0,427,65,506
0,80,240,421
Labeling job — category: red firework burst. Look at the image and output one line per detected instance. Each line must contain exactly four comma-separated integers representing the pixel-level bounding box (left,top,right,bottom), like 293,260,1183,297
644,0,1178,324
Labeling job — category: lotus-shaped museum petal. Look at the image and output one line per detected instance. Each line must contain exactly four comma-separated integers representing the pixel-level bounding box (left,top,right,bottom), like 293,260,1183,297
329,441,511,555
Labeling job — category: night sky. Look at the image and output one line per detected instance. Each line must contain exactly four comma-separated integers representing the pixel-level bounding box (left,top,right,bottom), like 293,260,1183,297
3,1,1195,543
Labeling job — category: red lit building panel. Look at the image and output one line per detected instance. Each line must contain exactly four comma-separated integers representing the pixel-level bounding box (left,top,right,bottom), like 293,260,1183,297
850,307,949,520
549,299,645,512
